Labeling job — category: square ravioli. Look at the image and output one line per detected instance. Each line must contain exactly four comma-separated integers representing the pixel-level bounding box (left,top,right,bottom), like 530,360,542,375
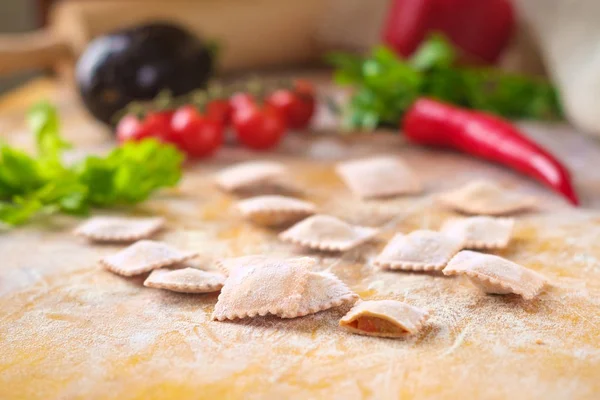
74,216,164,242
292,271,359,318
279,214,378,252
441,216,514,249
374,230,463,271
340,300,429,338
215,161,292,194
100,240,198,277
443,251,547,300
144,267,225,293
335,155,422,199
236,195,316,226
438,180,536,215
212,257,314,320
216,255,272,276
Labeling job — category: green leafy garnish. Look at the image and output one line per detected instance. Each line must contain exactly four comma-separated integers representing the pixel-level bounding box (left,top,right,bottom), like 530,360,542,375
28,101,70,162
77,139,182,207
328,34,563,129
0,102,184,226
409,34,457,71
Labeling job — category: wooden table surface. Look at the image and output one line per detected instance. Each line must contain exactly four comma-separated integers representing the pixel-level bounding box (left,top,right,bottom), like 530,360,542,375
0,78,599,400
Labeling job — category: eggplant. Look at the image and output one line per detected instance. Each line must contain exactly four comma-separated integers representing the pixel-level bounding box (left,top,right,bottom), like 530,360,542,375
76,22,214,125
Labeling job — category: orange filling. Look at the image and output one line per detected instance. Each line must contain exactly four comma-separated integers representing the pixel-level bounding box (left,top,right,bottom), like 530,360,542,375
350,317,404,334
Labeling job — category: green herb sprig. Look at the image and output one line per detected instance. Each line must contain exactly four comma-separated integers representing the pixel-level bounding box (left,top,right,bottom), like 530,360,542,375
0,102,184,226
327,34,563,130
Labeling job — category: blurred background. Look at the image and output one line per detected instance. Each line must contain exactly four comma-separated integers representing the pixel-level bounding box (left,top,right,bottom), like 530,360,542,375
0,0,38,93
0,0,598,136
0,0,537,95
0,0,598,218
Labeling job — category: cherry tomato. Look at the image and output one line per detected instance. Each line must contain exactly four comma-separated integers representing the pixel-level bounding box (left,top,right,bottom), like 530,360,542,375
171,105,224,158
116,114,151,143
205,99,232,125
143,110,175,139
229,93,256,117
266,81,315,130
232,105,286,150
293,79,315,100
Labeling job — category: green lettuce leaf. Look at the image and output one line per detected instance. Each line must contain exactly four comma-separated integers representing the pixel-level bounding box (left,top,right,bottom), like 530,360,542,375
0,145,44,199
0,102,184,226
28,101,70,161
77,138,183,207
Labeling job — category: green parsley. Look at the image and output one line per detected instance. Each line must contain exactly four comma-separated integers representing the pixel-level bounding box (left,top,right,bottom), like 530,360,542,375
0,102,184,226
327,34,563,130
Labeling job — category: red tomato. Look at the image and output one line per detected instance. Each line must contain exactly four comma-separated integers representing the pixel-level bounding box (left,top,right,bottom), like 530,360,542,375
232,105,286,150
294,79,316,100
205,99,232,125
116,114,151,143
293,80,316,124
171,105,224,158
143,110,175,140
266,80,315,130
229,93,256,117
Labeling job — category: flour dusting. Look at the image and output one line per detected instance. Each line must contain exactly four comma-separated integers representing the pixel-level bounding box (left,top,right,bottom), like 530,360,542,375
1,150,600,399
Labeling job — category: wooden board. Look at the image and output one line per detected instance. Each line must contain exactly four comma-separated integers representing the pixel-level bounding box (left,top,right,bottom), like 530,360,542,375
0,79,599,400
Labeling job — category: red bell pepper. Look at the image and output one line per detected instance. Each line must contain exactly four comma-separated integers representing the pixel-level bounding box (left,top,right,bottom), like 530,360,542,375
402,98,579,205
382,0,515,64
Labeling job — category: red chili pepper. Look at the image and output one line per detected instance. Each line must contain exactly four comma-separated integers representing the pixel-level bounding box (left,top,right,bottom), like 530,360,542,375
402,98,579,205
382,0,515,64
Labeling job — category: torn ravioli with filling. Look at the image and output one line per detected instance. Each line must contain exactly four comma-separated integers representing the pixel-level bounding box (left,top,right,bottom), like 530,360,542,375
340,300,429,338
